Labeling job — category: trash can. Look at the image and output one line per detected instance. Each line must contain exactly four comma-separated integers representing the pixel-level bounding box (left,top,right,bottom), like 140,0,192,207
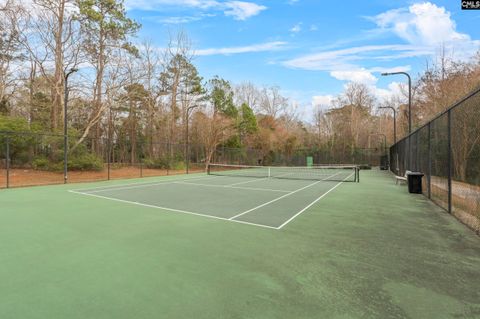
380,155,389,170
407,172,424,194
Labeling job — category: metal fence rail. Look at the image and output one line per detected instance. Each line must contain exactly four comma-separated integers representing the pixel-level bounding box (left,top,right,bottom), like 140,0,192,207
390,86,480,233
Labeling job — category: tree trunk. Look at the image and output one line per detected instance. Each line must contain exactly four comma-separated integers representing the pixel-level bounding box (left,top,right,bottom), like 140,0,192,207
92,28,105,155
51,0,66,131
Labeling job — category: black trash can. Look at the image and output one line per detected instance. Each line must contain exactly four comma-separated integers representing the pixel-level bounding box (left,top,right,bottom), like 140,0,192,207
380,155,389,170
407,172,424,194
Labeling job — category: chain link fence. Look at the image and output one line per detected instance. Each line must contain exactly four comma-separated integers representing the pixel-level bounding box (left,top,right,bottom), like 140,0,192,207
213,147,383,167
0,131,207,188
390,87,480,233
1,127,384,189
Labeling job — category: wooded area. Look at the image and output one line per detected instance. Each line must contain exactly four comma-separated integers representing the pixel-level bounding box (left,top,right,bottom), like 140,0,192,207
1,0,480,174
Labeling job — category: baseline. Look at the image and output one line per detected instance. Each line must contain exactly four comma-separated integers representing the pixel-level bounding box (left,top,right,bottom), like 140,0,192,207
71,174,224,193
68,190,278,230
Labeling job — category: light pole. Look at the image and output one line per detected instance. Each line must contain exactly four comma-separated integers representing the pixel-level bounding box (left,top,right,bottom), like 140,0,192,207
381,71,412,169
185,105,199,174
379,106,396,144
63,68,78,184
381,72,411,134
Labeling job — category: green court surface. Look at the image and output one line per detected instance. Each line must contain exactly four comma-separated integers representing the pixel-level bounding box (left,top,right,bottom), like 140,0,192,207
1,170,480,318
69,173,352,229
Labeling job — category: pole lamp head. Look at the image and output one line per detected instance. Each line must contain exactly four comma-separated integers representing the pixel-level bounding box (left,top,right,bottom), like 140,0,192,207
65,68,79,79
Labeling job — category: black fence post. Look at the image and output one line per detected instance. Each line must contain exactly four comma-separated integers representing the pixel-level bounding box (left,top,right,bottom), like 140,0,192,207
407,135,411,171
427,122,431,199
447,110,452,214
107,138,111,181
6,135,10,188
63,133,68,184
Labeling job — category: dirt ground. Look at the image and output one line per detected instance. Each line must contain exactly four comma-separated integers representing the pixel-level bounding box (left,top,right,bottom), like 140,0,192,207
0,166,205,188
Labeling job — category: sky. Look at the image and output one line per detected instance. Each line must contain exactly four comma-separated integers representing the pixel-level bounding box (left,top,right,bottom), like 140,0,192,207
126,0,480,119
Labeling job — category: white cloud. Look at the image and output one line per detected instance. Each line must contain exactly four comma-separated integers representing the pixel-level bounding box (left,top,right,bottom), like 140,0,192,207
155,16,201,24
312,95,334,108
310,25,318,31
126,0,216,11
372,81,404,102
368,2,480,60
224,1,266,20
369,66,411,73
290,23,302,33
284,2,479,82
283,44,421,71
371,2,469,46
126,0,266,20
151,12,216,24
330,69,378,85
196,41,287,56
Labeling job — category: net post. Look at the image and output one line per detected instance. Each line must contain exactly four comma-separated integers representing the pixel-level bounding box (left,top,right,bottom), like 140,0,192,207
447,110,452,214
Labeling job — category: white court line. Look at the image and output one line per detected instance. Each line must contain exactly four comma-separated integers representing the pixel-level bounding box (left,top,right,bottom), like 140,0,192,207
81,181,176,193
71,175,223,193
68,170,352,230
227,177,270,186
226,171,303,187
68,190,278,230
276,172,354,229
174,181,290,193
229,171,344,221
228,180,320,220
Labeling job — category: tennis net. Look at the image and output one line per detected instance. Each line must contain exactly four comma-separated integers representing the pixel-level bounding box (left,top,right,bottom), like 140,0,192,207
207,164,359,182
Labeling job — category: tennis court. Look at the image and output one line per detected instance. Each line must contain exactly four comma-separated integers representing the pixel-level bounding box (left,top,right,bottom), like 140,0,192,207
69,164,359,229
2,168,480,319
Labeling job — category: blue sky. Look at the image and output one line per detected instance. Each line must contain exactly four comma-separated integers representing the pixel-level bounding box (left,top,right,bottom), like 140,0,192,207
125,0,480,118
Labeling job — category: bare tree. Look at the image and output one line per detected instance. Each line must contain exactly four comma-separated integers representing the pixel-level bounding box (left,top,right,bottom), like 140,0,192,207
234,81,260,110
194,109,235,168
258,86,288,118
158,30,201,155
18,0,80,130
334,82,375,153
0,0,26,114
139,41,162,157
